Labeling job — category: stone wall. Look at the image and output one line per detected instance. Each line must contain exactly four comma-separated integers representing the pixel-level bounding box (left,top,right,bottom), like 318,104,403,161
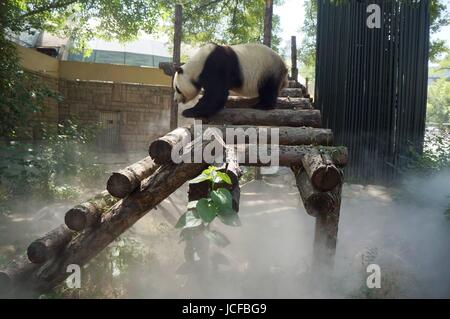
58,80,172,152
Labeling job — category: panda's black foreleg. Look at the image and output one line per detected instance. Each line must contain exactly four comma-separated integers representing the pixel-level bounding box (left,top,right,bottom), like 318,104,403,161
182,86,229,118
253,76,279,110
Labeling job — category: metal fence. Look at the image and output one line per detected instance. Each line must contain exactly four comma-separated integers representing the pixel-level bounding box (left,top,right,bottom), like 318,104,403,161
315,0,430,183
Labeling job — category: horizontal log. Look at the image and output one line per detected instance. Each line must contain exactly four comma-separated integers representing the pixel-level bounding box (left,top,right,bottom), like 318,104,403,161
292,167,337,217
288,80,302,88
107,156,158,198
280,88,303,97
27,225,74,264
197,125,333,146
202,109,321,127
19,163,208,294
148,127,191,165
178,143,348,167
301,150,343,191
65,191,119,231
225,97,312,109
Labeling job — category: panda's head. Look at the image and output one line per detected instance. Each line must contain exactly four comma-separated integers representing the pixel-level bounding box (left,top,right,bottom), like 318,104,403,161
173,67,200,104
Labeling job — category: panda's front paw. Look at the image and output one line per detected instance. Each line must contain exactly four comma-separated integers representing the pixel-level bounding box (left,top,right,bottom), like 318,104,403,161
182,107,200,118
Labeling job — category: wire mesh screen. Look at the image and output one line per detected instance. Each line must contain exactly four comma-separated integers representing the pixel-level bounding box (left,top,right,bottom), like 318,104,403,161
315,0,430,183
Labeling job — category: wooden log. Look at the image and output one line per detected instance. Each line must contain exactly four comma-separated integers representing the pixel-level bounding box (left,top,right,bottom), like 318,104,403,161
16,163,208,294
27,225,74,264
178,143,348,168
290,35,298,82
106,156,158,198
65,191,119,231
198,125,333,146
280,88,303,97
301,150,343,191
148,127,191,165
292,167,337,217
275,97,311,109
263,0,273,47
202,109,321,127
170,4,183,130
313,184,342,268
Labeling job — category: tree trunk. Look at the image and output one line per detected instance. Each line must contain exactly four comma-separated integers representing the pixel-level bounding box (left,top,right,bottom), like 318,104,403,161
301,150,343,191
291,35,298,82
106,156,158,198
0,257,39,297
263,0,273,47
27,225,75,264
202,109,321,127
65,191,119,231
170,4,182,130
148,127,192,165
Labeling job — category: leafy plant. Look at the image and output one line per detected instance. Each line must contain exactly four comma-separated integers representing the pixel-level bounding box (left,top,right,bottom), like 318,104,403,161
175,166,241,249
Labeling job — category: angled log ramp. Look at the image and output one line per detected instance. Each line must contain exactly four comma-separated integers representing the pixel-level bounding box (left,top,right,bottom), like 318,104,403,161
2,163,208,295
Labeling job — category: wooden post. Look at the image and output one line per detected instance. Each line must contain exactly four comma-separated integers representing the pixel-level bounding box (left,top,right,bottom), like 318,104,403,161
263,0,273,47
170,4,182,130
291,36,298,82
312,184,342,270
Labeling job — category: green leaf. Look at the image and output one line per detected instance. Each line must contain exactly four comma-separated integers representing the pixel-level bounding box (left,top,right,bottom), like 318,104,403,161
211,188,233,213
203,229,230,247
189,173,211,184
215,171,232,184
218,213,241,227
196,198,218,223
184,210,203,228
175,212,187,229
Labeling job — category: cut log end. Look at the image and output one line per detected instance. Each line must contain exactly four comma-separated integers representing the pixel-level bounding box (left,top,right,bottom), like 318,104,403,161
27,241,48,264
65,206,89,231
148,140,173,165
107,172,134,198
311,166,343,192
305,193,334,217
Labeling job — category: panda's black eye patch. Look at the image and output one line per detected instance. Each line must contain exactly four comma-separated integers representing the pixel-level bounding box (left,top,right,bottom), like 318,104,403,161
175,86,182,94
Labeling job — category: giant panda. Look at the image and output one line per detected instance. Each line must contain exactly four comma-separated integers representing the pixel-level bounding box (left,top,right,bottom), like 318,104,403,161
173,43,288,118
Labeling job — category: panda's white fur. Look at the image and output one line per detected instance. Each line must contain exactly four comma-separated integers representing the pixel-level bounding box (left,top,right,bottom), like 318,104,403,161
174,43,287,118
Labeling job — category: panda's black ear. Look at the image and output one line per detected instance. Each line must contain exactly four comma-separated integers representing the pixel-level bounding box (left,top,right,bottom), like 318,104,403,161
175,66,183,74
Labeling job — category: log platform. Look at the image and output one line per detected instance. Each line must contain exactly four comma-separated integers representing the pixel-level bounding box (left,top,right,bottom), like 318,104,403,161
1,82,347,297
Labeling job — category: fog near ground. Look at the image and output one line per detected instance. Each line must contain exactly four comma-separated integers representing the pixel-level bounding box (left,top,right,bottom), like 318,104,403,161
1,163,449,298
126,167,450,299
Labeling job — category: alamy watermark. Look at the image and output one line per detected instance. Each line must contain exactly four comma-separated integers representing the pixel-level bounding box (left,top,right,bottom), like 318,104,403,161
170,120,280,166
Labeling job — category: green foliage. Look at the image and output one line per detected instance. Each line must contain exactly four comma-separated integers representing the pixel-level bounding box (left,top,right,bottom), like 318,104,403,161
427,78,450,125
0,118,105,214
175,166,240,249
173,0,283,52
407,126,450,173
41,235,152,298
